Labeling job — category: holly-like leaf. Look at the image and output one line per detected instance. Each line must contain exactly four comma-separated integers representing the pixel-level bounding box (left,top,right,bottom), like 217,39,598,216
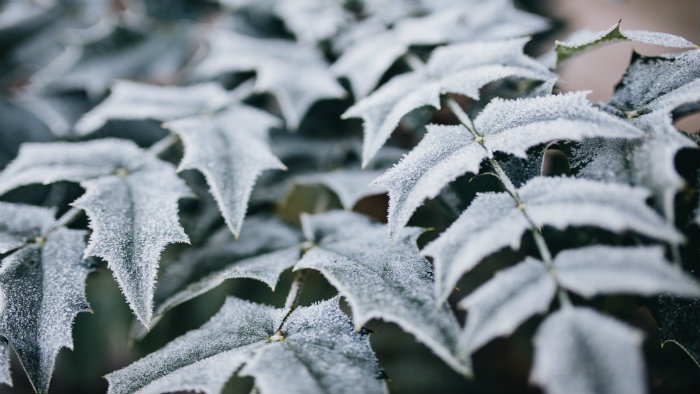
531,307,646,394
0,202,92,394
0,139,191,326
135,216,303,337
343,38,555,167
31,25,192,97
194,30,345,129
375,92,643,240
333,0,548,98
295,211,471,375
554,22,696,66
75,81,233,135
553,245,700,298
458,258,556,356
293,169,387,209
107,297,387,394
165,105,285,236
424,176,683,303
573,113,696,221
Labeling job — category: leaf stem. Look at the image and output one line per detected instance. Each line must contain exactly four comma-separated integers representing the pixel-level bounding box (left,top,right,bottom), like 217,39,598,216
148,133,181,157
43,206,84,238
446,97,573,308
274,269,307,336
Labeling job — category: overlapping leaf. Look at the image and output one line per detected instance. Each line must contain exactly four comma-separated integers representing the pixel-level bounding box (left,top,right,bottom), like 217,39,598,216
293,169,387,209
194,30,345,129
0,139,191,326
166,105,285,236
333,0,548,98
0,202,92,394
107,297,387,394
424,176,683,303
295,211,470,375
554,22,696,66
375,92,642,239
531,307,646,394
75,81,233,135
343,38,555,166
135,216,303,337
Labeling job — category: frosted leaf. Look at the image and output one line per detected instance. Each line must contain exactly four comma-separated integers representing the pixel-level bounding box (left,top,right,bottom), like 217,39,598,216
608,50,700,117
31,26,191,97
553,246,700,298
531,307,646,394
0,202,55,254
0,339,9,386
375,92,643,239
295,211,470,375
573,113,696,221
343,38,555,166
333,0,548,98
554,22,696,66
0,139,192,326
137,216,302,336
424,176,684,303
458,258,555,355
194,30,345,129
293,169,387,209
75,81,233,135
107,297,387,394
165,105,285,236
0,203,92,394
275,0,350,44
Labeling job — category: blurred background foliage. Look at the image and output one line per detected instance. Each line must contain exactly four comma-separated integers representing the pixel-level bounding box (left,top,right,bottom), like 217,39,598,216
0,0,698,393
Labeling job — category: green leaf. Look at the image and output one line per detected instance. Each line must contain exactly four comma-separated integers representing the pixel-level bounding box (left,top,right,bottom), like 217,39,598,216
554,246,700,298
424,176,683,303
0,202,92,394
458,258,555,355
194,30,345,129
166,105,285,236
75,81,233,135
343,38,555,166
295,211,471,375
0,139,192,326
554,22,696,66
531,307,646,394
107,297,387,394
375,92,643,240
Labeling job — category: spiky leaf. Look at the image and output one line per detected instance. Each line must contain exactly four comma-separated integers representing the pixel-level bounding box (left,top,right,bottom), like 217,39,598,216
343,38,555,166
295,211,470,375
194,30,344,129
376,92,643,239
0,202,92,394
0,139,191,326
531,307,646,394
424,177,683,303
137,216,303,337
458,258,556,355
107,297,387,394
75,81,233,135
554,22,696,66
165,105,285,236
554,246,700,298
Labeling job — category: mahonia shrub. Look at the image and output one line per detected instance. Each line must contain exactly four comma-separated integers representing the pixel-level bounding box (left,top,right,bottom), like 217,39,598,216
0,0,699,393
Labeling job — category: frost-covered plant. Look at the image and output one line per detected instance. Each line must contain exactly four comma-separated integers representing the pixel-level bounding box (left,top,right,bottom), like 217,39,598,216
0,1,699,393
